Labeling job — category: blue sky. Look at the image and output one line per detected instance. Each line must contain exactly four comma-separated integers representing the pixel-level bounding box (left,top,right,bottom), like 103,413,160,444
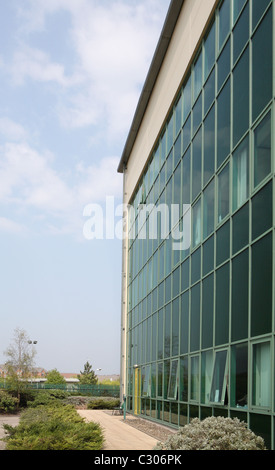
0,0,170,374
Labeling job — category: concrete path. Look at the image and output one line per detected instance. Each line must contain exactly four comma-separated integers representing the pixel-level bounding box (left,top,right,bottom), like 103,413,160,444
0,415,20,450
78,410,158,451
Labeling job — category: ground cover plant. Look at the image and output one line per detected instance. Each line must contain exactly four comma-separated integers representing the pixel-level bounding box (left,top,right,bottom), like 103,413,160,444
0,390,18,414
155,417,266,451
3,403,104,450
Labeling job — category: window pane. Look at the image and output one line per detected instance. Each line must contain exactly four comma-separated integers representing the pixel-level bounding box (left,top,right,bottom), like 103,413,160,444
193,94,202,136
233,0,246,23
192,128,202,200
252,181,273,240
217,78,231,167
180,357,188,401
192,199,201,248
203,235,214,276
175,95,182,136
215,263,229,346
181,258,189,292
219,0,231,50
167,360,179,400
218,163,230,223
252,7,273,122
251,233,272,337
204,22,216,80
201,351,213,404
254,112,271,187
191,356,200,401
157,362,163,397
193,51,202,101
252,0,271,29
164,304,171,358
183,75,192,121
218,38,231,91
182,116,191,155
252,342,271,407
182,148,190,204
231,344,248,408
203,105,215,185
232,202,249,254
232,249,249,341
233,47,249,146
191,247,201,285
204,68,215,116
216,220,230,267
172,298,179,357
210,350,228,404
158,309,163,360
233,2,249,63
203,179,215,239
180,291,189,355
202,274,214,349
190,283,200,352
233,135,249,211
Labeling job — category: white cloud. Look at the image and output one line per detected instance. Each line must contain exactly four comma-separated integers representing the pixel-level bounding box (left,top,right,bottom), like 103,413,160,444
0,217,26,234
0,117,28,141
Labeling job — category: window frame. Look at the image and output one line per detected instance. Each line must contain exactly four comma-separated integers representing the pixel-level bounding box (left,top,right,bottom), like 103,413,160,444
209,349,229,405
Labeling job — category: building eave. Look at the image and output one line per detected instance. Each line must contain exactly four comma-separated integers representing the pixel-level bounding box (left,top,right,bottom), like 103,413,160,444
117,0,185,174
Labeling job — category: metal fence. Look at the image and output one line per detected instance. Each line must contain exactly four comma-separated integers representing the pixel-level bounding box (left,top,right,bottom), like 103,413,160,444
0,382,120,397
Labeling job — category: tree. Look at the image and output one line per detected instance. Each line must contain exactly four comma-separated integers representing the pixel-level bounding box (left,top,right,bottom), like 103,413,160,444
46,369,66,384
78,362,98,385
4,327,37,405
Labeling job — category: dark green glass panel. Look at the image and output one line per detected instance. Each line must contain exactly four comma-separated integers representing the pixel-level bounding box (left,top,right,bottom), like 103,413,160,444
180,291,189,355
203,179,215,239
219,0,231,50
231,249,249,341
203,105,215,185
217,78,231,168
204,21,216,80
172,298,180,357
204,68,215,116
183,75,192,121
251,233,272,337
215,263,229,346
250,414,271,450
180,357,188,401
174,132,182,169
252,7,273,122
193,94,202,136
166,149,173,182
218,163,229,222
164,304,171,358
165,274,171,304
182,116,191,155
172,266,180,298
152,314,157,362
252,0,271,29
182,148,191,205
232,135,249,211
192,128,202,200
217,38,231,91
252,181,273,240
202,274,214,349
231,344,248,408
190,283,201,352
181,257,189,292
233,0,246,23
203,235,214,276
233,2,249,63
175,95,182,136
232,202,249,254
216,220,230,267
191,247,201,285
194,51,202,101
233,46,249,146
254,111,271,187
158,308,163,360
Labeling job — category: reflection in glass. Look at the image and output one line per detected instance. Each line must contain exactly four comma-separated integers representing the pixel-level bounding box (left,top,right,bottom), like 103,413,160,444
233,136,249,211
210,350,228,404
254,112,271,187
252,342,271,407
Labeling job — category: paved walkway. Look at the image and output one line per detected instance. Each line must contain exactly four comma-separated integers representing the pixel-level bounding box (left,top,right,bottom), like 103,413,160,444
78,410,159,451
0,415,20,450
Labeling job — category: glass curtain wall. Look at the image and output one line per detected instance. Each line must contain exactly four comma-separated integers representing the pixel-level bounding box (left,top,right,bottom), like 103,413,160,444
126,0,274,448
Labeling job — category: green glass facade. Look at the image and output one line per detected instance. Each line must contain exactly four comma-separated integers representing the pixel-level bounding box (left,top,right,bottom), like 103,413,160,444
125,0,274,449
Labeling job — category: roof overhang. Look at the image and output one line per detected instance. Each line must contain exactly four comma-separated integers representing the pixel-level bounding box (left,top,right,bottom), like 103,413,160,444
117,0,185,173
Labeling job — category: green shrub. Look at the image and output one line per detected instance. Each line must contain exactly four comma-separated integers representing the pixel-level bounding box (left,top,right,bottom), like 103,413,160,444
27,389,69,407
155,417,266,451
0,391,18,414
87,398,120,409
3,403,104,450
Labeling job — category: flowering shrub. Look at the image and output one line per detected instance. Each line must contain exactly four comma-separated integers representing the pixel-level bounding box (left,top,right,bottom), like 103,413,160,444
155,417,266,451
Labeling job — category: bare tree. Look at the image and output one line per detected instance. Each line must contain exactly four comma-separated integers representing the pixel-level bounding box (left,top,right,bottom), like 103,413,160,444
4,327,37,404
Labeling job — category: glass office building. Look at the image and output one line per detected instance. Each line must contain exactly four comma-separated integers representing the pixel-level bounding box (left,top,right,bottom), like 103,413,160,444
118,0,275,448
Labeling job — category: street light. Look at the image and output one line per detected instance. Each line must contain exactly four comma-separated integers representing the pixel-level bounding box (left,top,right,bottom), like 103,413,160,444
28,341,38,384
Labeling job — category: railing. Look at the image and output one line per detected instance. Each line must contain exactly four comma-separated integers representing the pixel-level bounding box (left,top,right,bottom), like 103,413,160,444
0,382,120,397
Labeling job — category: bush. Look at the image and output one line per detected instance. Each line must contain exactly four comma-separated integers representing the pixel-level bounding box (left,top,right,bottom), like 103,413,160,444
27,390,69,408
87,398,120,410
155,417,266,451
0,391,18,414
3,403,104,450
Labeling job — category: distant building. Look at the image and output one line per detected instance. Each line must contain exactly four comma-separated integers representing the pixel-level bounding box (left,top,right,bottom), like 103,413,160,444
119,0,275,449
